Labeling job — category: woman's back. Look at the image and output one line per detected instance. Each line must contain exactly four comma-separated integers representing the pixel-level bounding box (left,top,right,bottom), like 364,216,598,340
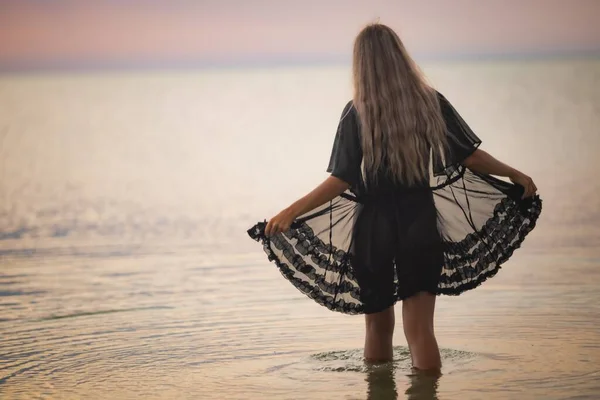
328,90,481,199
351,24,447,189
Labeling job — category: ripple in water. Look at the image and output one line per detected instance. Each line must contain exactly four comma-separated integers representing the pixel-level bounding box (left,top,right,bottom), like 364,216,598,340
257,347,477,400
271,346,477,375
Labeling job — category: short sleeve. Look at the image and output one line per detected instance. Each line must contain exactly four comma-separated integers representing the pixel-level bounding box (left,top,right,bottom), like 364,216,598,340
437,92,482,165
326,101,363,187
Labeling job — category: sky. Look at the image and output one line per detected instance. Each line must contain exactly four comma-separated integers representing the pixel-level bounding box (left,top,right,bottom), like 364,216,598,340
0,0,599,71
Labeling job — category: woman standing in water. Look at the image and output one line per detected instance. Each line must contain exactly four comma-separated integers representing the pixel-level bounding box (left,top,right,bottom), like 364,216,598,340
248,23,541,372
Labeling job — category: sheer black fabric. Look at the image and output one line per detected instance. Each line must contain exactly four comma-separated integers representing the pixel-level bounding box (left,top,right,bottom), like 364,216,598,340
326,100,363,191
248,92,542,315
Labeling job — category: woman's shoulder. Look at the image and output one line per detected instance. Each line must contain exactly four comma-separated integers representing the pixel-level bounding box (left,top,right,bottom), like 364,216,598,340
434,89,449,104
340,100,355,119
433,90,456,117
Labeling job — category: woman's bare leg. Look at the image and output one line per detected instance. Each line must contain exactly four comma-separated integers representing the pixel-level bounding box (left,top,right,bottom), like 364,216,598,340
402,292,441,371
364,306,395,363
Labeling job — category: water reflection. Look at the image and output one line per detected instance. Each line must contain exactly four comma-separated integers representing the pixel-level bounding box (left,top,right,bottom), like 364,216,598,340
365,364,441,400
365,363,398,400
405,369,440,400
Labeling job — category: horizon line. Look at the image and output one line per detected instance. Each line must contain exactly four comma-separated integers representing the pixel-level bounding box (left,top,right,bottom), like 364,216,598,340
1,49,599,75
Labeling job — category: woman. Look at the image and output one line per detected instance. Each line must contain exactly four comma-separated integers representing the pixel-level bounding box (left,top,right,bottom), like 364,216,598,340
247,23,541,371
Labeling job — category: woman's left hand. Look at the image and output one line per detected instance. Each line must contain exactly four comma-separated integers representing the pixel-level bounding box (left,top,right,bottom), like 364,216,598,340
265,208,297,237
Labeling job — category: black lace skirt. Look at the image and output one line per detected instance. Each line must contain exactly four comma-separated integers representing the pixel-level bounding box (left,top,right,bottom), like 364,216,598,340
247,169,542,315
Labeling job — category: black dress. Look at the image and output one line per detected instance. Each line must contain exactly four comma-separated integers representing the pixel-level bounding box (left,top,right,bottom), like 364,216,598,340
248,92,542,315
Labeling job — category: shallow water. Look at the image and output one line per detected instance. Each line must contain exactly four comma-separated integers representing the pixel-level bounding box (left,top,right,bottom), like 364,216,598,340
1,245,599,399
1,59,600,399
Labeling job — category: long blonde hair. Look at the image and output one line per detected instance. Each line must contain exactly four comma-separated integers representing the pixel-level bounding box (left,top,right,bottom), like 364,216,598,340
352,23,446,186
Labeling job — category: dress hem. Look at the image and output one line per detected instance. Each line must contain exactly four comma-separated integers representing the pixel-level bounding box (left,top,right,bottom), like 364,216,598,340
248,193,541,316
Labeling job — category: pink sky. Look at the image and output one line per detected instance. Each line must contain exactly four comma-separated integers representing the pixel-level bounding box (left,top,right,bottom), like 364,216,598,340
0,0,599,70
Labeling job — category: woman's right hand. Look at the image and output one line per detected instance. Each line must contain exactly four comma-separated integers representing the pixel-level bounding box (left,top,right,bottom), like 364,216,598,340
509,170,537,199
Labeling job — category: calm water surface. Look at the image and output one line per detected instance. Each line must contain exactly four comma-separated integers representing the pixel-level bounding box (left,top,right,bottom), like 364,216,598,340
1,59,599,399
